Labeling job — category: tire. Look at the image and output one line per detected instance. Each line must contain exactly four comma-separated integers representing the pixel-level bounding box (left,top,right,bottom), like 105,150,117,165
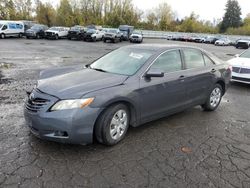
120,38,122,42
36,34,40,39
68,37,71,40
1,33,5,39
95,103,130,146
93,37,96,42
26,36,30,39
202,84,223,111
103,39,106,43
18,33,23,38
55,34,59,40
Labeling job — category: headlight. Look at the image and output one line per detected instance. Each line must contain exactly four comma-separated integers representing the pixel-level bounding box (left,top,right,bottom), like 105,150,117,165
50,98,94,111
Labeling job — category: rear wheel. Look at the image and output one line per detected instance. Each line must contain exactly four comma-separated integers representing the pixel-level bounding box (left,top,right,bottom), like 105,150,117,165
202,84,222,111
95,103,130,146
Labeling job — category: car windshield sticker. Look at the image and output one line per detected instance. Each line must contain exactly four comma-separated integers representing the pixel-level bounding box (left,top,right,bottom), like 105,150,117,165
129,53,143,59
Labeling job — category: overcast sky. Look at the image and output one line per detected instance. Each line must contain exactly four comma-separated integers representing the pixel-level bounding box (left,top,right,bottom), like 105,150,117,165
42,0,250,21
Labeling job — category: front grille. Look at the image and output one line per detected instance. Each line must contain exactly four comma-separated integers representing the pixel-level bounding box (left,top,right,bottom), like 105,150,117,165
240,68,250,74
25,97,50,113
232,67,240,73
45,32,53,36
232,76,250,82
232,67,250,74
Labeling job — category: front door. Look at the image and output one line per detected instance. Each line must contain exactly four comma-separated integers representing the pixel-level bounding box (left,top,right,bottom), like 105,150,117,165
139,50,187,123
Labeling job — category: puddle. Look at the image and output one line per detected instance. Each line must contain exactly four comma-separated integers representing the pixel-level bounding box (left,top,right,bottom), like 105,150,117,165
0,62,14,69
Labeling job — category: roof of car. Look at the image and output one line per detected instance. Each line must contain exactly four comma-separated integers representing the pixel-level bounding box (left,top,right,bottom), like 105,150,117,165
124,44,203,51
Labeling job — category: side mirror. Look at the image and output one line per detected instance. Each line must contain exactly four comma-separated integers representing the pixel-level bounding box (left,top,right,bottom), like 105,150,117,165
234,54,239,58
145,69,164,78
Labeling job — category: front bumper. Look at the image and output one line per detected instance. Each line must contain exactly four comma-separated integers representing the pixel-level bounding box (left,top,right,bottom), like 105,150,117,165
231,72,250,84
130,38,142,42
23,89,102,144
25,32,36,38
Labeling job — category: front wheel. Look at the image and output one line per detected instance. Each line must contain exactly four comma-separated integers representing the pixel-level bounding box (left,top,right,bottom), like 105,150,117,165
202,84,223,111
0,33,5,39
95,104,130,146
55,34,59,40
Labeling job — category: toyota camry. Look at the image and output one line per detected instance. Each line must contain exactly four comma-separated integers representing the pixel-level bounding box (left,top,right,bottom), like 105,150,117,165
24,44,231,145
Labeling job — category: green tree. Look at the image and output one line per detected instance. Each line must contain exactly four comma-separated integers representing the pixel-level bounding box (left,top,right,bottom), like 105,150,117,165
220,0,242,33
35,0,56,27
14,0,33,20
56,0,74,26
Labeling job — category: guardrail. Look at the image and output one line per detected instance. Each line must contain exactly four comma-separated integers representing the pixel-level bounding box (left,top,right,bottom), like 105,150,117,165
138,30,250,41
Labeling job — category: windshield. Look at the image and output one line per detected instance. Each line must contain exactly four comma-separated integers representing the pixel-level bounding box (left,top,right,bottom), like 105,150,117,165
108,29,117,33
87,29,96,33
31,25,41,30
240,50,250,58
90,48,154,76
71,26,82,31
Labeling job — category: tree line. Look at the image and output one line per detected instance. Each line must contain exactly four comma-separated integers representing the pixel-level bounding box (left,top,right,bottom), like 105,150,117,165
0,0,249,35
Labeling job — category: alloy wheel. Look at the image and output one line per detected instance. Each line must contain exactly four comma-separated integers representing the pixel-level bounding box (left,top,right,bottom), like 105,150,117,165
210,87,221,108
110,109,128,140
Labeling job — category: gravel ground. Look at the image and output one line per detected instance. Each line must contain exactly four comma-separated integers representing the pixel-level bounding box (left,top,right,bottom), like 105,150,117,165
0,38,250,188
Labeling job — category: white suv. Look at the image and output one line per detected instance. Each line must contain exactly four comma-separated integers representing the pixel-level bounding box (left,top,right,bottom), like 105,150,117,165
45,27,69,40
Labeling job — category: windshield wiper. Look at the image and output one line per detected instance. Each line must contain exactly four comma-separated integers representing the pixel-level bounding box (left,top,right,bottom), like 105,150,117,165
90,67,107,72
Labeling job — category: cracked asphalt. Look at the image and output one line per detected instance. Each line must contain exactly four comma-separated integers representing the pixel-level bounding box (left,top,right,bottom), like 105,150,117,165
0,38,250,188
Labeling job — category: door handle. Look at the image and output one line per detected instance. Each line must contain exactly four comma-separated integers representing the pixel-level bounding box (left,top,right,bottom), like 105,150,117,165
211,68,216,73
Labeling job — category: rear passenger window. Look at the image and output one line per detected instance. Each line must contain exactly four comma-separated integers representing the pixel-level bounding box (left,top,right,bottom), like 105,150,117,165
151,50,182,73
183,49,205,69
203,54,215,66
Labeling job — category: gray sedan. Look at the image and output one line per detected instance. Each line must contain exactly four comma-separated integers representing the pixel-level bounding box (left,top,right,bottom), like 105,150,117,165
24,44,232,145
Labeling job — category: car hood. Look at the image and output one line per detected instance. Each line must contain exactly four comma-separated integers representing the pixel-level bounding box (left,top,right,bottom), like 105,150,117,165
37,68,128,99
46,29,57,33
228,57,250,68
237,40,250,43
131,34,141,37
26,29,37,32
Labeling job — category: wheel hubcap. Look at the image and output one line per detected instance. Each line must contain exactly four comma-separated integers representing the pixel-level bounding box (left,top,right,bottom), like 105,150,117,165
210,87,221,108
110,109,128,140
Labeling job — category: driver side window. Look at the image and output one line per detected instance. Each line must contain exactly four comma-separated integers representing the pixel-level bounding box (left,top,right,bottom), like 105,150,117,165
151,50,182,73
2,25,7,30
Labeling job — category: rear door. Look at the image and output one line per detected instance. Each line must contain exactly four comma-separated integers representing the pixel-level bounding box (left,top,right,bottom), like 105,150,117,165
181,48,215,105
139,49,187,122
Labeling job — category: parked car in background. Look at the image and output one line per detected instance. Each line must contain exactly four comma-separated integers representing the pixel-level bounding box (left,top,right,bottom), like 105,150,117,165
228,50,250,84
0,20,24,39
214,38,231,46
68,25,86,40
204,36,219,44
120,30,129,41
45,27,69,40
119,25,134,41
235,39,250,49
103,29,122,43
84,29,104,42
165,35,173,40
130,31,143,43
25,24,48,39
24,45,231,146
